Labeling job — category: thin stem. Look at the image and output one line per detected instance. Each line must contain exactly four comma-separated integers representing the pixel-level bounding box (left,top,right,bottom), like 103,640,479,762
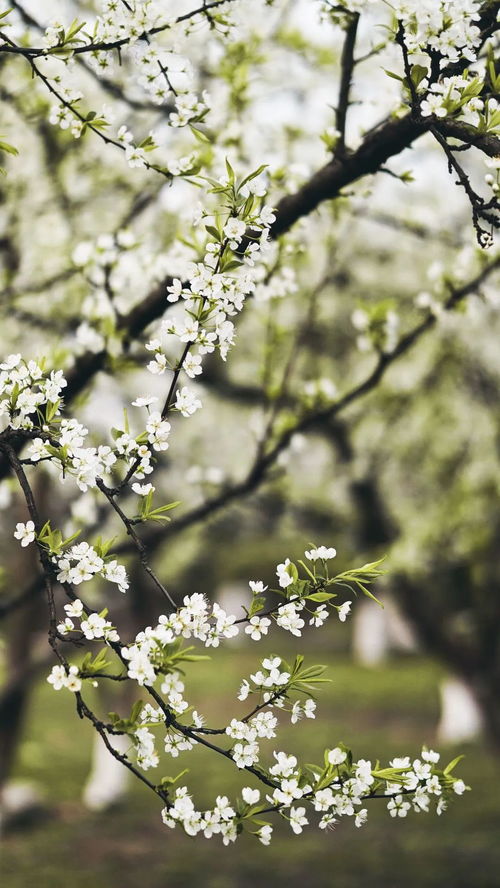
96,477,178,608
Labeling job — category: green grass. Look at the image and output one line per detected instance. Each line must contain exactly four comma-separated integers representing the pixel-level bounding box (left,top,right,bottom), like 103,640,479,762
2,650,500,888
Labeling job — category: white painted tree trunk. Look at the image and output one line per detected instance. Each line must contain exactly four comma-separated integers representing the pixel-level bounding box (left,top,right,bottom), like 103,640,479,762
352,598,389,665
437,677,484,744
352,600,483,745
0,781,44,834
82,732,131,811
352,595,419,666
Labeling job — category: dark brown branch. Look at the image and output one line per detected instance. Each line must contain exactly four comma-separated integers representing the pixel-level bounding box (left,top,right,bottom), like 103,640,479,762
335,12,360,157
0,0,240,57
0,438,288,800
271,2,499,237
271,113,428,237
435,119,500,158
431,125,499,246
8,0,175,114
122,256,500,559
96,477,178,609
0,8,496,488
75,693,171,804
350,207,464,247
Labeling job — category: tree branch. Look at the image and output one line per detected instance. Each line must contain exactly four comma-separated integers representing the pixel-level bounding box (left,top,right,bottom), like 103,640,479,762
117,257,500,559
435,119,500,158
335,12,360,157
0,0,241,57
271,113,428,237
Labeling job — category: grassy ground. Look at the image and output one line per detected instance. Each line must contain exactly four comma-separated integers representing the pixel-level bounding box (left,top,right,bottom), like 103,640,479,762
2,649,499,888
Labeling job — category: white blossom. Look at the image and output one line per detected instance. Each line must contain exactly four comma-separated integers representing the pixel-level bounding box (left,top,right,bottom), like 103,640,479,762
175,386,202,417
337,601,352,622
289,806,308,834
245,616,271,641
242,787,260,806
328,747,347,766
14,520,35,547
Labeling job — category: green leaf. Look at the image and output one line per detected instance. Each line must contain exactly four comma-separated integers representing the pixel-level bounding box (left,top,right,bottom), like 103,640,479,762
372,767,407,782
45,399,60,422
159,768,190,787
288,562,299,582
190,125,211,143
145,501,181,523
242,194,255,218
383,68,404,83
297,559,316,581
410,65,429,88
220,259,243,272
249,596,265,617
205,224,222,242
61,528,82,548
64,18,86,44
239,164,267,189
0,139,18,157
225,157,235,184
93,535,117,558
82,647,112,675
306,591,336,603
141,489,154,517
130,699,144,724
444,754,465,775
356,581,383,607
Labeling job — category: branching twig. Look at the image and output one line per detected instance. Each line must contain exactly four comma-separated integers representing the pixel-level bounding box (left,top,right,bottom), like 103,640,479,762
124,256,500,559
96,477,178,608
0,0,241,58
431,126,499,247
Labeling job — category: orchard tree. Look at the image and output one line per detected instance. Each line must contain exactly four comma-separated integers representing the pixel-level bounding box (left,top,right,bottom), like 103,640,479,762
1,0,499,843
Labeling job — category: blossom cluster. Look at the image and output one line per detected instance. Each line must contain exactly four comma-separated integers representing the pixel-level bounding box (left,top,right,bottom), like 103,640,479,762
392,0,482,67
351,306,399,355
57,598,120,643
145,166,276,405
47,663,82,693
72,228,139,354
112,545,361,690
157,740,467,845
122,656,468,841
162,788,239,845
419,76,500,134
0,354,66,431
127,652,319,773
3,358,163,493
324,1,499,145
120,594,240,687
302,378,338,406
54,542,129,593
30,419,117,492
40,0,217,170
37,531,469,843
